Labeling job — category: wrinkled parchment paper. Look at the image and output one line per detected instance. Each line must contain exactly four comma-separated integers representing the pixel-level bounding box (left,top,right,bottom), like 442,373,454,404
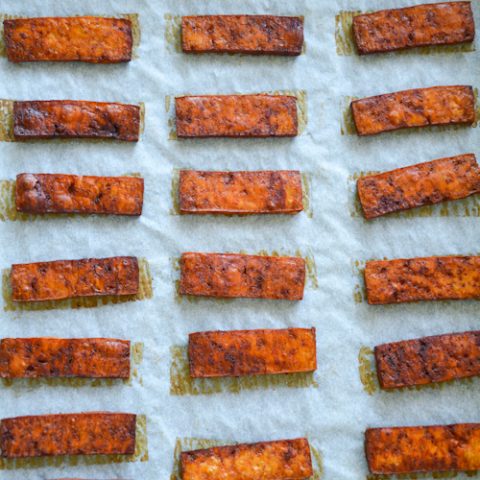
0,0,479,479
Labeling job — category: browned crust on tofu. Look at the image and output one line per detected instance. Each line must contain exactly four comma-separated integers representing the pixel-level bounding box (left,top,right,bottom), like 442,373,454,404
0,412,136,458
181,438,313,480
0,338,131,379
181,15,304,56
4,17,133,63
353,2,475,55
13,101,140,141
179,253,306,301
357,154,480,218
175,95,298,138
179,170,303,215
365,423,480,474
375,331,480,389
10,256,139,302
365,256,480,304
351,86,476,136
15,173,144,216
188,328,316,378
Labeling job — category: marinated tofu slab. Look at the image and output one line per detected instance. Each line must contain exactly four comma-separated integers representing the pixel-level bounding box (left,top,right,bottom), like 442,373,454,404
365,424,480,474
0,412,136,458
13,101,140,141
182,15,304,55
357,154,480,218
175,95,298,138
365,256,480,304
0,338,131,379
4,17,133,63
375,331,480,389
351,86,475,136
16,173,144,216
179,170,303,215
353,2,475,55
181,438,313,480
180,253,306,300
188,328,316,378
11,256,139,302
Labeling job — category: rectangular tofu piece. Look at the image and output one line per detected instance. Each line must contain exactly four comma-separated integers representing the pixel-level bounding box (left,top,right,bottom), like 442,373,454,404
181,438,313,480
365,256,480,304
188,328,316,378
11,256,139,302
375,331,480,389
0,412,136,458
175,95,298,138
180,253,306,300
13,101,140,141
179,170,303,215
4,17,133,63
365,424,480,474
353,2,475,55
351,86,475,136
16,173,144,216
0,338,131,379
357,154,480,219
182,15,304,56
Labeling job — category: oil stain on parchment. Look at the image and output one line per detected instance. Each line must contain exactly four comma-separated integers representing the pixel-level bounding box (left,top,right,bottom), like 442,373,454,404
0,414,148,470
2,258,153,312
170,345,318,396
1,342,144,389
335,10,475,57
171,437,323,480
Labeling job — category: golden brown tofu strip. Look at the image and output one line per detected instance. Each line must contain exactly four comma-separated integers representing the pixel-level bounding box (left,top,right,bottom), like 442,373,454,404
179,170,303,215
351,86,476,136
375,331,480,389
365,424,480,474
13,101,140,141
353,2,475,55
188,328,316,378
11,256,139,302
176,95,298,138
0,338,131,379
181,438,313,480
182,15,304,55
357,154,480,219
180,253,306,301
4,17,133,63
365,256,480,304
15,173,144,216
0,412,136,458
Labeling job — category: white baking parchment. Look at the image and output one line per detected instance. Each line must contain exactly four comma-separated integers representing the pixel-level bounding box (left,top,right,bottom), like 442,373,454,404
0,0,479,479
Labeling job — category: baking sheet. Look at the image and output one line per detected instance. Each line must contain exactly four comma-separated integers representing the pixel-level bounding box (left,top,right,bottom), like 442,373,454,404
0,0,478,479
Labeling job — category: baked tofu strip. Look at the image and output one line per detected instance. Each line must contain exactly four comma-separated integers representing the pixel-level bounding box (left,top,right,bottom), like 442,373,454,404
16,173,144,216
13,101,140,141
11,256,139,302
351,86,475,136
179,170,303,215
365,423,480,474
357,154,480,219
376,331,480,389
0,412,136,458
180,253,306,300
181,438,313,480
4,17,133,63
353,2,475,55
365,256,480,304
0,338,130,379
182,15,304,56
189,328,316,378
175,95,298,138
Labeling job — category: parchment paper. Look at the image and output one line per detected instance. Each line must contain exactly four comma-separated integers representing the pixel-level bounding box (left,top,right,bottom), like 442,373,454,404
0,0,479,479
